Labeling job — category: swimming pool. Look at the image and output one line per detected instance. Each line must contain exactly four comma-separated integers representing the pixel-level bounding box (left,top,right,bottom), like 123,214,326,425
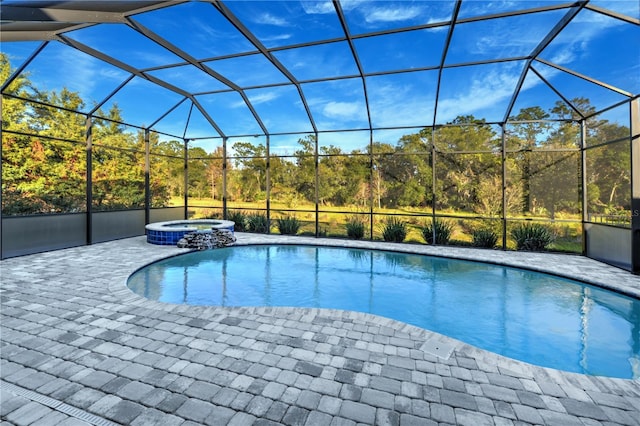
127,244,640,379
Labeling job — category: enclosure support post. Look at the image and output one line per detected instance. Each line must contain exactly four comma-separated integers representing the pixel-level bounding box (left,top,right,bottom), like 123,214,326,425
144,128,150,225
222,137,228,220
630,99,640,274
431,128,437,245
501,124,507,250
266,134,271,234
369,130,374,240
85,116,93,245
184,139,188,220
580,120,588,255
315,132,319,237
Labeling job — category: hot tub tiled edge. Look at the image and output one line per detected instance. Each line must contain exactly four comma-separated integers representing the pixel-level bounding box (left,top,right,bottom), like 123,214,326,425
145,219,235,245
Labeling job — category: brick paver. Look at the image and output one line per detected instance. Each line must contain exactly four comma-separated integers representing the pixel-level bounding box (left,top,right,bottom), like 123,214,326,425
1,234,639,425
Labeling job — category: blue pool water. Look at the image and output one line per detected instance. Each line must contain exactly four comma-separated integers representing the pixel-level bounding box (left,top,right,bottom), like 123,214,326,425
127,245,640,378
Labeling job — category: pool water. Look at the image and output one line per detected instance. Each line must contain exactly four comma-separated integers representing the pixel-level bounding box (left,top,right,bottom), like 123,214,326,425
127,245,640,378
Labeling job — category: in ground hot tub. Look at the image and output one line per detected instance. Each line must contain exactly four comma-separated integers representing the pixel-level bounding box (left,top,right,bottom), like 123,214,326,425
146,219,235,245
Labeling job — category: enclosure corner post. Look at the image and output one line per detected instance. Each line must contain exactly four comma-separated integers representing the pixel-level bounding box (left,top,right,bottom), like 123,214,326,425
184,138,189,220
144,128,150,225
222,136,228,220
580,119,588,256
315,131,320,238
431,128,437,246
501,123,507,250
369,129,374,241
266,134,272,234
85,115,93,245
630,99,640,274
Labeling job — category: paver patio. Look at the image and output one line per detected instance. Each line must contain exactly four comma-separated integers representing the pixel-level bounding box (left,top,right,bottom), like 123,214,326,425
1,234,639,425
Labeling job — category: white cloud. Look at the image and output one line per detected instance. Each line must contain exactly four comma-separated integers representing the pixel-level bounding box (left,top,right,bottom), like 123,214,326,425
258,33,293,43
257,12,290,27
230,98,249,109
545,8,627,66
338,0,368,12
196,21,243,45
322,101,362,120
301,1,335,14
343,1,451,33
365,6,422,23
547,49,576,67
97,67,127,82
43,46,126,106
590,0,639,20
57,49,99,95
436,68,520,122
270,133,314,154
367,77,436,127
426,17,452,27
248,91,279,105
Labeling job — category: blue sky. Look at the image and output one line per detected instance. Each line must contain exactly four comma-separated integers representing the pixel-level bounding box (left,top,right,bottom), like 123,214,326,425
1,0,638,153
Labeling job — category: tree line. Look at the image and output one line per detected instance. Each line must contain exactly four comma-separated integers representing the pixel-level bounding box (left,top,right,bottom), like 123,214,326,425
1,53,631,223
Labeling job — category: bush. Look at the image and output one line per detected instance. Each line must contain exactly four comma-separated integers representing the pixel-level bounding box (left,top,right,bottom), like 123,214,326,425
276,215,300,235
247,212,269,233
511,222,555,251
472,228,498,248
381,217,407,243
345,216,365,240
421,219,453,244
226,210,247,232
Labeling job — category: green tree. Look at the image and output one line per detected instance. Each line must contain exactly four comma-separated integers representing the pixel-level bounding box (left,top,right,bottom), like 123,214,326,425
187,146,210,198
270,155,299,206
585,119,630,217
371,142,393,209
91,106,145,211
535,107,582,218
205,146,225,201
230,141,266,202
508,106,551,214
152,139,185,201
432,116,500,212
318,145,346,205
335,152,370,207
2,54,88,214
375,133,432,209
294,136,316,203
1,53,33,133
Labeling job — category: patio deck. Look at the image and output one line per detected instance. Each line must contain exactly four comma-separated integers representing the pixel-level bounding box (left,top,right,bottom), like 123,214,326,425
1,234,639,426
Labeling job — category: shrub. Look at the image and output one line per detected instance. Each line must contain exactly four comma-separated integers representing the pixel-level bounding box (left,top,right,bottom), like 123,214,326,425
345,216,365,240
199,209,221,219
381,217,407,243
472,228,498,248
226,210,247,232
247,212,269,233
276,215,300,235
511,222,555,251
421,219,453,245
